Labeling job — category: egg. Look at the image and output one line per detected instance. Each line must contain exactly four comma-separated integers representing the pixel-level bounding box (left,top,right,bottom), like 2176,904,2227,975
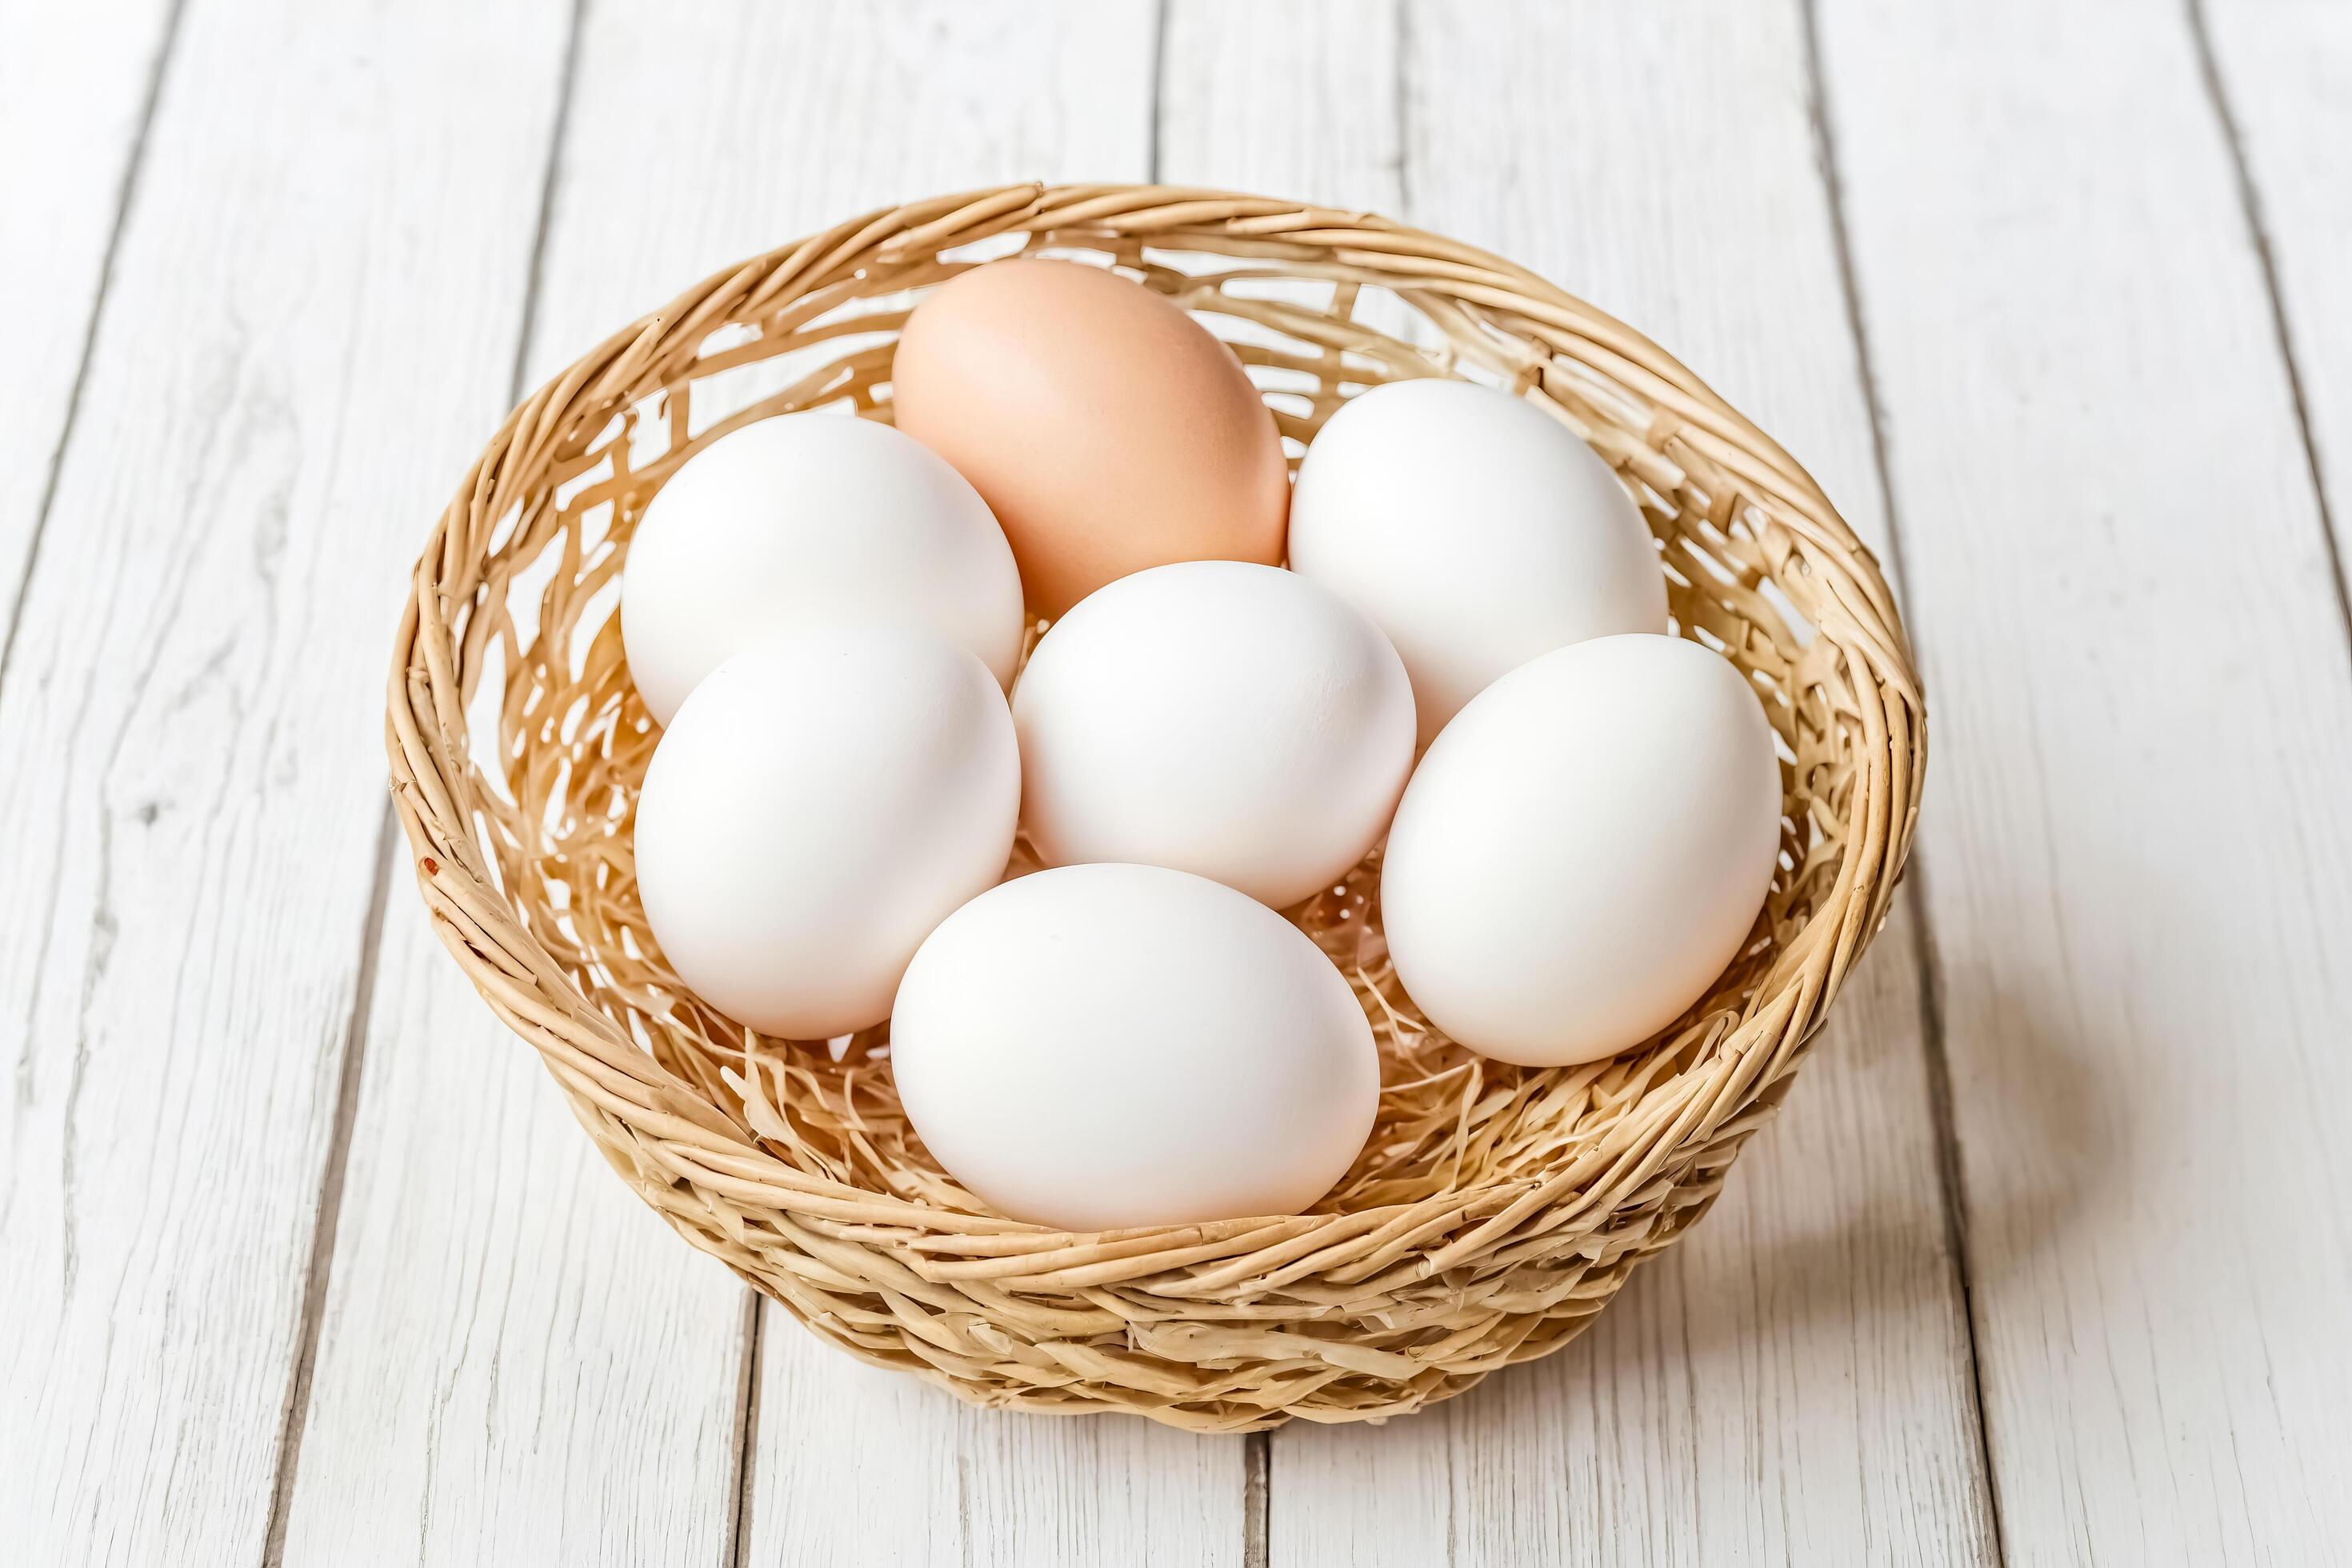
891,258,1290,618
890,862,1379,1230
621,413,1023,725
1012,561,1415,908
1289,378,1668,745
634,624,1018,1038
1379,634,1783,1066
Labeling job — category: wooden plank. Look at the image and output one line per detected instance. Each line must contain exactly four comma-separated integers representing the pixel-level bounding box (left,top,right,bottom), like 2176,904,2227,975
654,5,1251,1558
2198,0,2352,610
1158,2,1996,1563
0,0,177,650
751,1329,1246,1566
1817,0,2352,1559
0,2,574,1562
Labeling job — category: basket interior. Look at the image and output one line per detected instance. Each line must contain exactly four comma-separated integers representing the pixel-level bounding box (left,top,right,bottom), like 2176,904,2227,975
436,220,1880,1230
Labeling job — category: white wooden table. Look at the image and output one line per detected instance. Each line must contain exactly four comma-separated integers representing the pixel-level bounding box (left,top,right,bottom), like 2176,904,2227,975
6,2,2350,1562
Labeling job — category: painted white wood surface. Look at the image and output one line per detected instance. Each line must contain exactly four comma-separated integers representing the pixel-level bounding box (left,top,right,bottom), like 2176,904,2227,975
752,1338,1245,1566
1159,0,1405,215
523,0,1161,388
1818,0,2352,1561
0,1,573,1562
2202,0,2352,607
0,0,175,648
277,895,751,1566
1157,3,1994,1561
4,3,2350,1562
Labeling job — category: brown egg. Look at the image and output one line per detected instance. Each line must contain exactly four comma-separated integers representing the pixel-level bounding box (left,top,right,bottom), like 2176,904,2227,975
891,259,1290,618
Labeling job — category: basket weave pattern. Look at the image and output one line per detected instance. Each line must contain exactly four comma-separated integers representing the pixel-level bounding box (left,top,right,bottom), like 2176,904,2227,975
386,184,1923,1430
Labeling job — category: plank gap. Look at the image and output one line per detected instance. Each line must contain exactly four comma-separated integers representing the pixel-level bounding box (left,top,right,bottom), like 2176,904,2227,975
1794,0,1918,624
1242,1430,1269,1568
1900,871,2008,1568
721,1287,766,1568
1146,0,1173,183
259,809,398,1568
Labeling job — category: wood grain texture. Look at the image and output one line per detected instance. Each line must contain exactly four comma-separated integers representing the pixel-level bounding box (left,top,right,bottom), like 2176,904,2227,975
0,0,176,651
1158,0,1403,210
751,1319,1245,1566
1819,0,2352,1560
1157,3,1994,1560
278,898,751,1565
523,0,1161,387
0,2,572,1562
2200,0,2352,613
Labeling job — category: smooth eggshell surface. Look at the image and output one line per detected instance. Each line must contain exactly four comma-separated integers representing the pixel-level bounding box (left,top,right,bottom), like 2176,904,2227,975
1013,561,1416,908
1289,378,1668,745
1379,634,1783,1066
634,625,1018,1038
891,259,1290,618
622,413,1023,725
890,863,1380,1230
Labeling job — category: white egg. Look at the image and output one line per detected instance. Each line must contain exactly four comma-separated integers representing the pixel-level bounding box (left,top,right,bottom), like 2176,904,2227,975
1380,634,1783,1066
1013,561,1415,908
890,862,1379,1230
1289,378,1668,745
622,413,1024,725
635,624,1018,1038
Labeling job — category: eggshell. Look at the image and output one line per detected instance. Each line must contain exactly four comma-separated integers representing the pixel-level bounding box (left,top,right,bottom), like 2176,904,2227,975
1289,378,1668,745
1013,561,1415,908
890,863,1379,1230
622,413,1023,725
634,624,1018,1038
891,258,1290,618
1379,634,1783,1066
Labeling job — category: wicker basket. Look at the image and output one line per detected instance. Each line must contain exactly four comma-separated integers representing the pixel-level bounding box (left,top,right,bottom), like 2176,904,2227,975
386,183,1923,1431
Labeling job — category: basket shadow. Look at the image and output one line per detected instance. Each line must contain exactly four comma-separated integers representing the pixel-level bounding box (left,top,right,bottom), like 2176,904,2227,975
1370,923,2116,1447
1740,950,2101,1322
